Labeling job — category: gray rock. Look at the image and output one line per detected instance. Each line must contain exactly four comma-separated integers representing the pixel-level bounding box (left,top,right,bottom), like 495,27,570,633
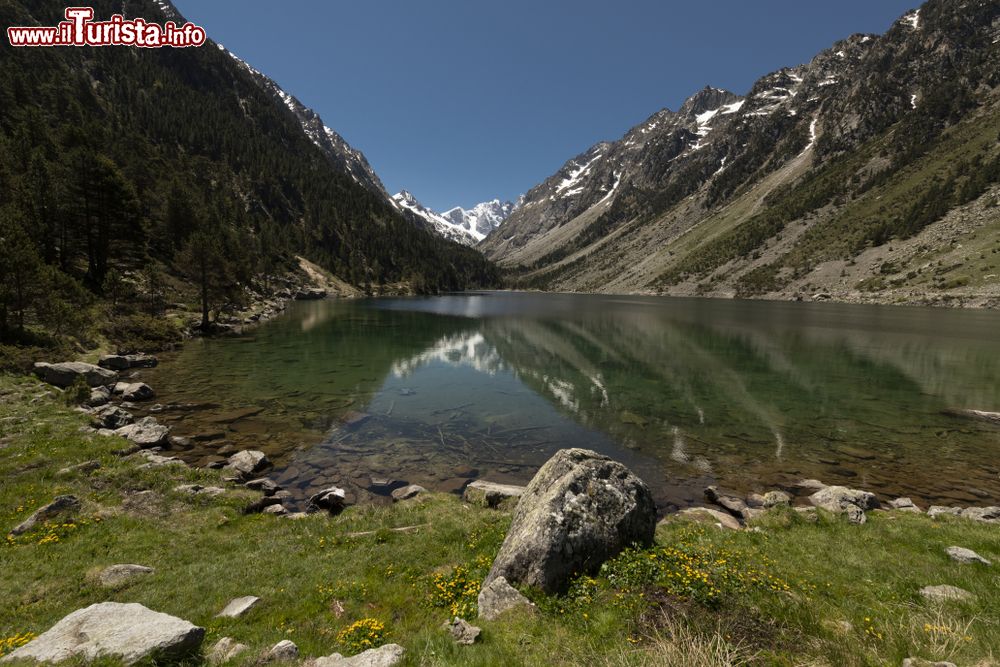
115,417,170,448
135,451,186,470
477,576,535,621
125,354,158,369
98,355,132,371
463,480,526,508
266,639,299,662
122,383,156,402
762,490,791,508
225,450,270,479
294,287,328,301
809,486,879,524
704,486,749,519
245,478,280,496
442,617,481,645
889,497,923,513
795,479,828,490
174,484,226,497
309,644,405,667
10,495,81,535
216,596,261,618
902,659,957,667
673,507,741,531
960,506,1000,523
33,361,118,388
56,460,101,477
0,602,203,665
262,504,289,516
794,506,819,522
91,405,135,430
746,493,766,508
85,386,112,408
945,546,991,565
206,637,248,664
927,506,963,519
98,564,154,588
485,449,656,594
308,486,347,514
919,585,974,602
390,484,426,502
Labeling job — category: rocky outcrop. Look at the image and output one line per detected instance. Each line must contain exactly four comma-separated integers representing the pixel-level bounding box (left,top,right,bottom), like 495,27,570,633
484,448,656,594
33,361,117,388
0,602,203,665
10,495,81,536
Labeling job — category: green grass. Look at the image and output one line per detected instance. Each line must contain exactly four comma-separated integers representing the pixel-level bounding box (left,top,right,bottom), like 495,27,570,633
1,373,998,666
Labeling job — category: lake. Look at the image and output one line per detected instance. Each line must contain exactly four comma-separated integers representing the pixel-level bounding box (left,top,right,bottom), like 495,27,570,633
138,292,1000,511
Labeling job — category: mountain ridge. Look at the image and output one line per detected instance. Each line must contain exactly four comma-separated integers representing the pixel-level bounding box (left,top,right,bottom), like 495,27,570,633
482,0,1000,308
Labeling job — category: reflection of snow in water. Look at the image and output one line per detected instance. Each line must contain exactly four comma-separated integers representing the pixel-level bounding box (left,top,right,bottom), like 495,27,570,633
671,426,688,463
696,406,705,425
590,373,610,407
774,431,785,460
391,332,505,377
544,376,579,413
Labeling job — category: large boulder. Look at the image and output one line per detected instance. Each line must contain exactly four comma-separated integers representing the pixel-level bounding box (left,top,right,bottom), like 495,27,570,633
809,486,880,524
34,361,118,388
0,602,204,665
484,448,656,594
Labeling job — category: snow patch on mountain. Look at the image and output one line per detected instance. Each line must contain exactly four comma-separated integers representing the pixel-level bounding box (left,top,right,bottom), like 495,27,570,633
392,191,518,246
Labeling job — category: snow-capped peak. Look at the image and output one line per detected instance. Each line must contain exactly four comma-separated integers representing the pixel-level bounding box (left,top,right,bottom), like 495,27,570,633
392,191,518,246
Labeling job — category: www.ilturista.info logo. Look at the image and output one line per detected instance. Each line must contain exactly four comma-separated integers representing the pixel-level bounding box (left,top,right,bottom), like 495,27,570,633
7,7,206,48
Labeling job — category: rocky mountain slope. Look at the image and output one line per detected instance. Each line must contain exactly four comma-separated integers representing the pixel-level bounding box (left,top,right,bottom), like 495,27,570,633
392,191,518,246
483,0,1000,307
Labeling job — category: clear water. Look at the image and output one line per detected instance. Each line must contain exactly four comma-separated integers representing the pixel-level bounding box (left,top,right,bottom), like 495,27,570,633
137,292,1000,511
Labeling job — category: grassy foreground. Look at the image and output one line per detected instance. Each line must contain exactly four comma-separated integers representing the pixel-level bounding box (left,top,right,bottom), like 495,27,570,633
1,373,998,667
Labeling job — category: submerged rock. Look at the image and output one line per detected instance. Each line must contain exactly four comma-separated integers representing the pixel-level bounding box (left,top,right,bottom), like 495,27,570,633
0,602,203,665
484,448,656,594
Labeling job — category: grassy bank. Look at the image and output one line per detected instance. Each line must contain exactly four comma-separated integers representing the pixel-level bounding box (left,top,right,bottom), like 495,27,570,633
1,373,997,666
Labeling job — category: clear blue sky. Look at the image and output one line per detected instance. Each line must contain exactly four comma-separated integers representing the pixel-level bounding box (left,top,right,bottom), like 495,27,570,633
173,0,917,211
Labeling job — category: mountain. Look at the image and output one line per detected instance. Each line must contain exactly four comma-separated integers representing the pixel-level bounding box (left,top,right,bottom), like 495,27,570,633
392,191,518,246
484,0,1000,307
0,0,499,346
219,46,391,202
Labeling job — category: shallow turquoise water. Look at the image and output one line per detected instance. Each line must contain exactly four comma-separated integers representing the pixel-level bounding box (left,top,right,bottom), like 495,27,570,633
140,293,1000,510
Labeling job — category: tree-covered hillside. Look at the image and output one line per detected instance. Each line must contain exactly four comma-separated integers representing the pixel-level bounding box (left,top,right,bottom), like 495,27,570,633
0,0,498,351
